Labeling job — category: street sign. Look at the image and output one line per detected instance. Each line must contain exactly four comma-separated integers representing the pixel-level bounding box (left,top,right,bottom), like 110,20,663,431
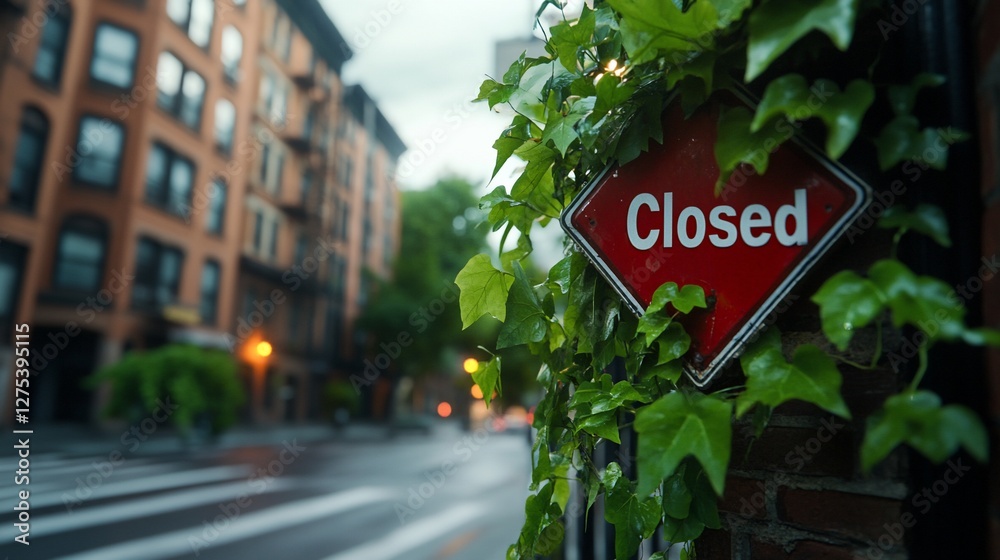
561,95,872,387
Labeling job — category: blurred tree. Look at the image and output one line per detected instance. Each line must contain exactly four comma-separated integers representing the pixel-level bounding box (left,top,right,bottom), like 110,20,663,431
88,344,244,436
357,177,538,405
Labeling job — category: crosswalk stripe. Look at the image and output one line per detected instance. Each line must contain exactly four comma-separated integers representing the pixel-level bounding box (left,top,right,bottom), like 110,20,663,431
54,486,395,560
22,457,156,479
3,463,177,497
0,479,291,541
31,465,248,509
322,502,489,560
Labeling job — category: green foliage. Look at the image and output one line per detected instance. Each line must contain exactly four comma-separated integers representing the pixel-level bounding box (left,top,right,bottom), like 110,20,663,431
861,391,988,472
358,178,498,380
737,329,851,418
457,2,995,557
90,344,244,434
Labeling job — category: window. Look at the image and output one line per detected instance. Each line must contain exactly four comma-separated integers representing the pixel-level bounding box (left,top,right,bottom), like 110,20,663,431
156,52,206,129
339,202,349,240
252,210,263,251
0,243,27,335
167,0,214,49
300,171,312,205
258,142,271,185
73,116,125,188
206,179,226,234
221,26,242,83
132,237,183,310
338,154,353,187
294,233,307,264
260,70,287,124
90,23,138,88
145,143,194,218
214,98,235,154
200,260,220,325
32,4,71,86
268,219,279,259
53,216,106,292
273,150,284,192
8,108,48,212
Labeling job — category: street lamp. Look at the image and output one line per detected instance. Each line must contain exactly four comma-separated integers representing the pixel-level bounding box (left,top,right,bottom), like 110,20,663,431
256,340,273,358
462,358,479,374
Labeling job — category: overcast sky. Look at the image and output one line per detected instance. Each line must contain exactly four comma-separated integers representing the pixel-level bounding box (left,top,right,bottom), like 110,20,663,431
320,0,540,190
320,1,589,267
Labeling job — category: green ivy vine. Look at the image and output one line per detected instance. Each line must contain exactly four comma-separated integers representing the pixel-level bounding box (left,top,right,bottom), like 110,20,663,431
454,1,998,558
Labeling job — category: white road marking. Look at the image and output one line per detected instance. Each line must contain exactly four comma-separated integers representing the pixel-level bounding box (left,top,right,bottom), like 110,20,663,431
54,486,395,560
322,502,489,560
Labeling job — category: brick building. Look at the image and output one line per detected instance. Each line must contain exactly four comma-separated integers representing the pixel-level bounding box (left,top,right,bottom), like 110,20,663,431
0,0,403,424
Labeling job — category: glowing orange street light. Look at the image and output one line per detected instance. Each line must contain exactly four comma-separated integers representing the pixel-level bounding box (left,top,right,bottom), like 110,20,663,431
256,341,273,358
437,402,453,418
471,385,484,399
462,358,479,374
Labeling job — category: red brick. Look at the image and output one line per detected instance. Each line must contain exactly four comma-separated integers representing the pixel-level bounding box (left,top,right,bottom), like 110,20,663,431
777,488,902,542
731,424,855,478
751,539,789,559
696,529,732,559
789,540,861,560
719,477,769,519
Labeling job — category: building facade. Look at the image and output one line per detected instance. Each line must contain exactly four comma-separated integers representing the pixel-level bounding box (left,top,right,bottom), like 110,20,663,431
0,0,403,424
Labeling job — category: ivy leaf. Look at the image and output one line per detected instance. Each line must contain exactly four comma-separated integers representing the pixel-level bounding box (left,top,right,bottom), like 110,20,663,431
657,322,692,364
603,462,662,560
746,0,859,82
661,464,692,519
498,262,548,349
715,106,789,193
737,330,852,419
878,204,952,248
648,282,707,314
868,259,965,341
751,74,874,159
473,356,502,408
887,73,945,116
594,74,637,117
637,313,672,347
861,390,988,471
456,254,514,328
545,254,574,295
636,392,732,496
609,0,750,65
576,410,621,443
550,6,597,72
645,360,684,384
811,270,884,351
873,116,968,171
542,110,585,157
492,115,535,179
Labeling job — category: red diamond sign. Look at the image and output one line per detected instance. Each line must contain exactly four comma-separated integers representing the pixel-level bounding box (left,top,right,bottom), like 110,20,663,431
561,96,872,387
